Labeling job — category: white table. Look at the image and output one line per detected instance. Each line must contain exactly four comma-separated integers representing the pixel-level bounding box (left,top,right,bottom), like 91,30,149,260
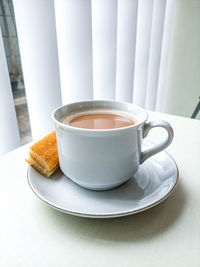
0,112,200,267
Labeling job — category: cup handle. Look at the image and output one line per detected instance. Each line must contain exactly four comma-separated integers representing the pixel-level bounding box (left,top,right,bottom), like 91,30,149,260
140,120,174,164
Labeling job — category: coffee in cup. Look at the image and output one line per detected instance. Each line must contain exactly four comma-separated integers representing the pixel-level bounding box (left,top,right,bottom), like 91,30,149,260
52,100,174,191
60,108,137,129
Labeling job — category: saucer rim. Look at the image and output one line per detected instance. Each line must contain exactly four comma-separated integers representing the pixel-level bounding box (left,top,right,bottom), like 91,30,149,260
27,150,179,219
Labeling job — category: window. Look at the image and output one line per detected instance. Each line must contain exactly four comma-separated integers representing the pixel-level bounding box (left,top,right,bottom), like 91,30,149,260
0,0,31,145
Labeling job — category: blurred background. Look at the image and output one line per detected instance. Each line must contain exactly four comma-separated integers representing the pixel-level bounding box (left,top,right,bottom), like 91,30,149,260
163,0,200,119
0,0,31,144
0,0,199,148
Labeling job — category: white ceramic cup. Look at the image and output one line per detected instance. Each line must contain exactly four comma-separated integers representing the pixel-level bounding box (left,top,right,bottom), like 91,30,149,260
52,100,173,190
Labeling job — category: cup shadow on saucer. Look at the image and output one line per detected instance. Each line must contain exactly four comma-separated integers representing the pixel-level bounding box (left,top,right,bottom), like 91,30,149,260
29,144,184,242
41,179,185,243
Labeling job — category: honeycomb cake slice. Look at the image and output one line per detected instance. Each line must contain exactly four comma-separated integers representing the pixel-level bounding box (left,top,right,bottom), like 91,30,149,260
26,131,59,177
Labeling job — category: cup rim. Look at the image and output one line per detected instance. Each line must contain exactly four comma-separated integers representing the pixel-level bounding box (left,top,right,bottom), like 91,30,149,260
52,100,148,133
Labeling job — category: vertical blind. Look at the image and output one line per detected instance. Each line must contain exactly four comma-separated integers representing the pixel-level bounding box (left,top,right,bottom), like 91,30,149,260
12,0,62,140
116,0,138,103
0,0,174,154
92,0,117,100
54,0,93,103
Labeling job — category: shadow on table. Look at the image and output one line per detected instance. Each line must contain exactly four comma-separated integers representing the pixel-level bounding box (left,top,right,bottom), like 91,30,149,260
42,180,185,243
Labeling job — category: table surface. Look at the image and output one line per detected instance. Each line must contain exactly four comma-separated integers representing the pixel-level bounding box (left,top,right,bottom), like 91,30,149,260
0,112,200,267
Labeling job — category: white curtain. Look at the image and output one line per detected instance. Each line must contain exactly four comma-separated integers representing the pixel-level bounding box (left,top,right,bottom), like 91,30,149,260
0,0,174,153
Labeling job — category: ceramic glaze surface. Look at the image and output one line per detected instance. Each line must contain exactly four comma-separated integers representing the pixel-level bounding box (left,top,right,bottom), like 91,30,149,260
56,127,140,190
27,142,178,218
52,100,174,190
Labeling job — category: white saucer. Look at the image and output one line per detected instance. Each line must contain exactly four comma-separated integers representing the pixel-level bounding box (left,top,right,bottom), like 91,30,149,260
27,142,179,218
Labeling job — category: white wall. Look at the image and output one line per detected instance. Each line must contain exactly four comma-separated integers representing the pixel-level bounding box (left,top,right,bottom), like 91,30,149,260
163,0,200,119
